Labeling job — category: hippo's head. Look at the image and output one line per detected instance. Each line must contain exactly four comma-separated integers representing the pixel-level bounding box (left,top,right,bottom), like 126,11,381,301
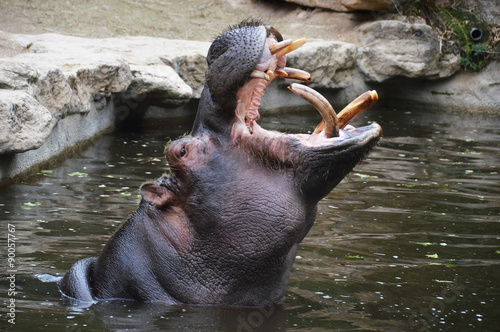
136,21,381,306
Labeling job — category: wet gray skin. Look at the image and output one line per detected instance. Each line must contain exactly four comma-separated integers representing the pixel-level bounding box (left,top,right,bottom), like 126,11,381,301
59,20,382,306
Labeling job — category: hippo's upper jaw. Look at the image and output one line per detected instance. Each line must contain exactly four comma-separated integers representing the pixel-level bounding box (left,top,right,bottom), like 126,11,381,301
60,21,382,308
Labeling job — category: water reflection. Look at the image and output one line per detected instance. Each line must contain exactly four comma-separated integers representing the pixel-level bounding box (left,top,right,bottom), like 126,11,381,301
62,298,287,332
0,105,499,330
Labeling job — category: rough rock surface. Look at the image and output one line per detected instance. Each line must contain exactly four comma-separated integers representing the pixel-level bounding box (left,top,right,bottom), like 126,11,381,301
465,0,500,25
0,89,52,153
164,54,208,98
357,21,461,82
383,60,500,113
283,0,400,12
123,65,193,107
0,31,209,180
286,41,358,89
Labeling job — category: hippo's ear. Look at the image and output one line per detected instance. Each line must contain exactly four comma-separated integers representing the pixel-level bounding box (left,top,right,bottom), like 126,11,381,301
140,183,173,207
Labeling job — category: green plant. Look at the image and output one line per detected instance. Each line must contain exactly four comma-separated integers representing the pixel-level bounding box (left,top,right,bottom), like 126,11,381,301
438,4,489,71
459,43,488,71
403,0,492,71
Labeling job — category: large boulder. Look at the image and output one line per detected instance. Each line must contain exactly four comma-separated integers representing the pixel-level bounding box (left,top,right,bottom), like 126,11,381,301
122,65,193,107
164,54,208,98
286,41,358,89
0,90,52,154
357,21,461,82
0,56,132,120
283,0,400,12
464,0,500,25
383,60,500,113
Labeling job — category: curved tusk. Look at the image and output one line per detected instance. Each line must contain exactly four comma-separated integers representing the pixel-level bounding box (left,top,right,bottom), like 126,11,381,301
282,67,311,83
337,90,378,128
275,38,307,58
275,68,289,78
288,83,339,138
269,39,293,54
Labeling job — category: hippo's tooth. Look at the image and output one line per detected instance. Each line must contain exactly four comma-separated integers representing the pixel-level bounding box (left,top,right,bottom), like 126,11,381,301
266,69,275,80
250,70,270,81
288,83,339,138
269,39,293,54
275,68,288,78
337,90,378,129
274,38,307,58
281,67,311,83
312,90,379,134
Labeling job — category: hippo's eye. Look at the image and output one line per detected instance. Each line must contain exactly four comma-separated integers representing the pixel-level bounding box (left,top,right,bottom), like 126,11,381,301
180,147,186,157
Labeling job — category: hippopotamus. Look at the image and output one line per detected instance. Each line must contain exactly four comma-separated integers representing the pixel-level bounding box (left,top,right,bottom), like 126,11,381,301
59,20,382,306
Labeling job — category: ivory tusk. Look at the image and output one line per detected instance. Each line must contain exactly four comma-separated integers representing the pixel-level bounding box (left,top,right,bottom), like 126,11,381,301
269,39,293,55
275,68,289,78
288,83,339,138
274,38,307,58
282,67,311,83
337,90,378,128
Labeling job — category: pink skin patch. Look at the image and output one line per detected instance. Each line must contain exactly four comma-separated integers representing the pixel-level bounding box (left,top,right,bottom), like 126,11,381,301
234,36,284,135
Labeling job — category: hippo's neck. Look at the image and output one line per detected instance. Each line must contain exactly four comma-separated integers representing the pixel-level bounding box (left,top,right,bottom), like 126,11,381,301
192,85,234,138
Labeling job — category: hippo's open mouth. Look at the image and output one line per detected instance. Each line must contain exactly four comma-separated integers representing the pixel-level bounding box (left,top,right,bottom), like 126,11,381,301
232,35,381,149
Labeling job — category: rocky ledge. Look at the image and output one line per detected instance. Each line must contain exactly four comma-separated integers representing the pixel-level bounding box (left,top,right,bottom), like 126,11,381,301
1,20,499,181
0,32,210,180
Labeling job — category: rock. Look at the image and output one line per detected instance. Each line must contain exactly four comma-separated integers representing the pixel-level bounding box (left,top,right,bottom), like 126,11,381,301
0,98,117,180
165,54,207,98
0,57,131,120
464,0,500,25
0,31,210,180
65,58,133,115
0,90,52,154
7,32,211,106
381,60,500,113
122,65,193,107
283,0,400,12
0,60,38,92
357,20,461,82
286,41,358,89
31,64,72,120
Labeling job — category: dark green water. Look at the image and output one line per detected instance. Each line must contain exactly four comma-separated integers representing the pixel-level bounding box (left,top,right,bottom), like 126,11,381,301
1,104,499,331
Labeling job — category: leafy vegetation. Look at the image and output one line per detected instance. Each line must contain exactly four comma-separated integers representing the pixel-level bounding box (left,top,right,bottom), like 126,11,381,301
402,0,497,71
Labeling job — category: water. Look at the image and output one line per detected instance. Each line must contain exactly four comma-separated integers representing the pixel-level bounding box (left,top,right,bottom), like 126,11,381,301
0,104,499,331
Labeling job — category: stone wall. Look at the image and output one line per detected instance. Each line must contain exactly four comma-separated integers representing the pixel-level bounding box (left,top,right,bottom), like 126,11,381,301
0,32,209,181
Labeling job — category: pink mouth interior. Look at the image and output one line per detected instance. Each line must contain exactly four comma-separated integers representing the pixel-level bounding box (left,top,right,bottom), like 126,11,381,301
232,36,375,148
